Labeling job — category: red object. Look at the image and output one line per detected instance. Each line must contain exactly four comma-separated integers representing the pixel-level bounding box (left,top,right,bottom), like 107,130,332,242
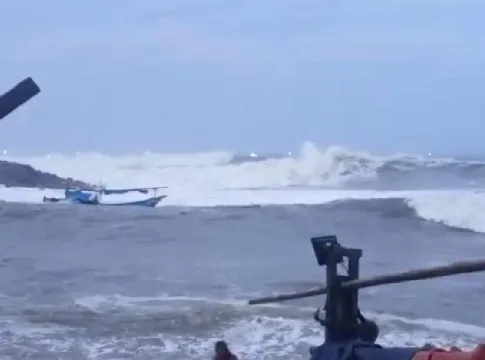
412,344,485,360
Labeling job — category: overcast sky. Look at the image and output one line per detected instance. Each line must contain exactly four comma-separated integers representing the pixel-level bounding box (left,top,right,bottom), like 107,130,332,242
0,0,484,155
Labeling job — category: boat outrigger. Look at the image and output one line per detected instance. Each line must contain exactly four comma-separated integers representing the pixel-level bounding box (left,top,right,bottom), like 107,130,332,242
43,186,168,207
249,235,485,360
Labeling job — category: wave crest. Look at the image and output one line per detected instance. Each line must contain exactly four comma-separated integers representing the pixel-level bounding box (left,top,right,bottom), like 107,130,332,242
1,142,482,190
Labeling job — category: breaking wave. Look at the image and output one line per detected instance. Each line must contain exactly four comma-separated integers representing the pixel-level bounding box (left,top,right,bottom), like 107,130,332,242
2,294,483,359
325,197,485,234
2,142,485,234
2,142,485,190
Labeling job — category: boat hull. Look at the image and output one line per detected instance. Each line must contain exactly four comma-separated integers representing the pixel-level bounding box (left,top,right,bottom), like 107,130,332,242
95,195,167,207
43,195,167,208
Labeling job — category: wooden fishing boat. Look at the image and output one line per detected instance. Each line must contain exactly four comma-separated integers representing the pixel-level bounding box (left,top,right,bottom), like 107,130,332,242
43,186,168,207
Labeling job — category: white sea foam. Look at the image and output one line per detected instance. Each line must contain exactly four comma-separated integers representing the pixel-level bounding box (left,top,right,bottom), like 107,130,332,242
69,294,485,359
0,142,462,190
3,293,474,359
1,142,484,233
407,191,485,233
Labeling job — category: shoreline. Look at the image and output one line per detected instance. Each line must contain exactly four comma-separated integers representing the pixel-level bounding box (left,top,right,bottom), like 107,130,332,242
0,160,92,189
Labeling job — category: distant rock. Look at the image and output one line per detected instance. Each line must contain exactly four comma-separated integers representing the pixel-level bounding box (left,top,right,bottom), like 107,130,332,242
0,160,92,189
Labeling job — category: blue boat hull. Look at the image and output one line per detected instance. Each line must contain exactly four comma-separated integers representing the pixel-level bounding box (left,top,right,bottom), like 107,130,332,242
97,195,167,207
45,195,167,208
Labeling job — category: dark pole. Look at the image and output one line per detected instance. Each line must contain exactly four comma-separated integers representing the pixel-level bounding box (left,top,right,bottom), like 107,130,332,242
248,259,485,305
0,77,41,121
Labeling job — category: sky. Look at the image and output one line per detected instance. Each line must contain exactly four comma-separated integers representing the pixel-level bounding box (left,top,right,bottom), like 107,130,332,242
0,0,484,155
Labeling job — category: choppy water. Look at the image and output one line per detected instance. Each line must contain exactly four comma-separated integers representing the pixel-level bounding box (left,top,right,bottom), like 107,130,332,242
1,199,485,359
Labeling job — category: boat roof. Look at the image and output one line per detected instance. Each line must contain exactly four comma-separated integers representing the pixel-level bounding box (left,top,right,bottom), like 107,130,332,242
67,186,167,193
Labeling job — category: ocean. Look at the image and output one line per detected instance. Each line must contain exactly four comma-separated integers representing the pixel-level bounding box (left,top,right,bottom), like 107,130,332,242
0,142,485,359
